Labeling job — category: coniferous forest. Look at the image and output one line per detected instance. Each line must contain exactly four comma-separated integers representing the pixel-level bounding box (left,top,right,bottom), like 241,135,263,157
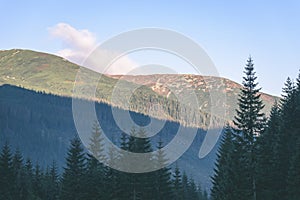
0,126,209,200
211,58,300,200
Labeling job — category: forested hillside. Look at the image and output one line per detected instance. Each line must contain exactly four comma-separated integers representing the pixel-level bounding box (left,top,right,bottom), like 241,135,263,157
0,84,217,192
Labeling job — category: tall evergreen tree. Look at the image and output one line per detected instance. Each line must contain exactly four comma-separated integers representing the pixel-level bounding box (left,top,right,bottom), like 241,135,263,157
0,143,14,199
61,137,86,200
117,132,132,200
182,172,189,200
153,138,173,199
88,122,106,162
173,163,184,200
105,132,121,200
256,103,282,200
45,161,60,200
211,125,238,200
280,77,295,106
233,57,265,200
275,76,299,199
187,178,200,200
32,163,44,199
12,148,25,200
85,122,106,200
285,73,300,200
127,128,154,200
22,158,34,199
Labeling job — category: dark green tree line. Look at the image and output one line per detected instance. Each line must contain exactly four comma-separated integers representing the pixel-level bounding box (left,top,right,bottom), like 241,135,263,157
0,124,208,200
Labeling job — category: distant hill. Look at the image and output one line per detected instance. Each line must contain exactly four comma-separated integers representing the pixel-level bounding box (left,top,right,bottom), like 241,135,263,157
0,49,278,128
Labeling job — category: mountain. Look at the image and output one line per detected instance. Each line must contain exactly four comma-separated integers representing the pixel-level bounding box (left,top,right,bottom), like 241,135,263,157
0,49,278,127
0,49,211,128
0,49,279,190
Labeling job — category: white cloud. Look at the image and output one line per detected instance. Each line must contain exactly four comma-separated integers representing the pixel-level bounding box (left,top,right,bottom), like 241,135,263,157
49,23,96,50
49,23,137,74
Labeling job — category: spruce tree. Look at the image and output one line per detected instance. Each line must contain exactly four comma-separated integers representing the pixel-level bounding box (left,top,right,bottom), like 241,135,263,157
286,72,300,200
127,128,154,200
32,163,44,199
24,158,34,199
256,103,282,200
105,132,121,200
173,163,184,200
233,57,266,137
187,178,200,200
182,172,189,200
12,148,23,171
88,122,105,162
86,122,106,200
276,76,299,199
118,133,132,200
153,138,173,199
252,71,300,200
61,137,87,200
0,143,14,199
12,148,25,200
233,57,265,200
280,77,295,106
211,125,237,200
45,161,59,200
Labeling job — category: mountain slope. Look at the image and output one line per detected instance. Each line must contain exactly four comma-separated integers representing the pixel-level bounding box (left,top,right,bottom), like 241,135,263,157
0,49,278,128
0,49,213,128
0,84,216,190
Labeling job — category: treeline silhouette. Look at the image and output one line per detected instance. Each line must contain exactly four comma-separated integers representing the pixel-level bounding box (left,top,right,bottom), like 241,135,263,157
0,125,209,200
211,58,300,200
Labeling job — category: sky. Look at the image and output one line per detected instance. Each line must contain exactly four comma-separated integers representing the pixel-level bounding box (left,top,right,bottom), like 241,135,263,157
1,0,300,96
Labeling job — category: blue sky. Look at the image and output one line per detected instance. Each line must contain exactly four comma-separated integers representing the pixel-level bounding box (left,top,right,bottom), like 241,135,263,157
1,0,299,96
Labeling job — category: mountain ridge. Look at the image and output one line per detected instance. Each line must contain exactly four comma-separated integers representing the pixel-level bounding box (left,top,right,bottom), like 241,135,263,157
0,49,278,128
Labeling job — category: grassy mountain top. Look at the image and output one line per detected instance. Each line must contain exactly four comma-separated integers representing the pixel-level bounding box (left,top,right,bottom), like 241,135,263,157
0,49,278,127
